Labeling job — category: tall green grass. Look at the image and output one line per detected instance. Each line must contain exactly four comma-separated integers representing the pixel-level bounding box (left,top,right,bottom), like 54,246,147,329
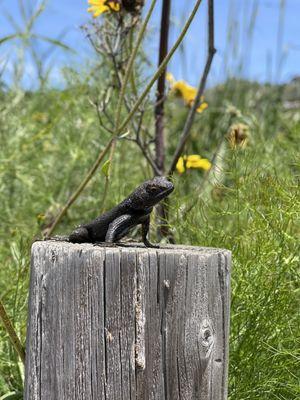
0,1,299,398
0,76,299,398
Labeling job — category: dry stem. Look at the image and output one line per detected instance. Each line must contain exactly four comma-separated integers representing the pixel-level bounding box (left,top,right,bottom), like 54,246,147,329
154,0,172,175
168,0,216,176
0,298,26,364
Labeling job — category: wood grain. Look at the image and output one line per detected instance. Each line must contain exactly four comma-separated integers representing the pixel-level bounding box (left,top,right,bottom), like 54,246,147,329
25,241,231,400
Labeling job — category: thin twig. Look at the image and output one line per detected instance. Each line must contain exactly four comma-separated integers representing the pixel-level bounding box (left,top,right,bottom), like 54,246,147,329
45,138,114,237
100,139,116,213
182,134,226,216
137,138,161,175
89,98,115,134
135,109,144,142
100,1,158,210
115,0,158,128
121,106,161,174
105,35,123,89
167,0,216,176
0,298,26,364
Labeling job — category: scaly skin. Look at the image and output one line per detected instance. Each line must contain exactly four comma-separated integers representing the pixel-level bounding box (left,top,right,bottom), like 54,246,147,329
68,176,174,247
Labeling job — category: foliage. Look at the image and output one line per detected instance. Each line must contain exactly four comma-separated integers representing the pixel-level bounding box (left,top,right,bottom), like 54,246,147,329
0,0,299,399
0,77,299,398
0,0,74,90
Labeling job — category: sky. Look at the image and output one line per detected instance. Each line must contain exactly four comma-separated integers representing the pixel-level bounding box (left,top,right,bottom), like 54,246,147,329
0,0,299,89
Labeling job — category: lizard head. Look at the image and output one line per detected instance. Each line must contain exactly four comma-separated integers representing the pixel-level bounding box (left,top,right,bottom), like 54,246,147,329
129,176,174,210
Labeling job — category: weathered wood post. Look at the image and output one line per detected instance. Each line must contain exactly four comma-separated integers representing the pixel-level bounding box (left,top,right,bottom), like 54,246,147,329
25,241,231,400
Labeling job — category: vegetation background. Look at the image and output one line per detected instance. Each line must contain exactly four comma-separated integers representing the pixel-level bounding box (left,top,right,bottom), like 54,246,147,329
0,0,299,399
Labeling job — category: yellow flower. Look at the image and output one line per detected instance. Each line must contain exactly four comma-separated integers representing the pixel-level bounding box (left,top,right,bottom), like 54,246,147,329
36,213,46,222
166,73,208,113
88,0,120,17
176,155,212,174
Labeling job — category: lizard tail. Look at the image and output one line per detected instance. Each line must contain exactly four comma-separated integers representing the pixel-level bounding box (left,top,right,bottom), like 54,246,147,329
69,227,90,243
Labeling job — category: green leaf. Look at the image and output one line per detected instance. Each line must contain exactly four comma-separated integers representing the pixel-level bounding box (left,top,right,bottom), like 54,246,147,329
101,160,111,178
118,130,130,139
0,34,20,45
32,34,76,53
26,1,47,32
2,10,22,32
0,393,23,400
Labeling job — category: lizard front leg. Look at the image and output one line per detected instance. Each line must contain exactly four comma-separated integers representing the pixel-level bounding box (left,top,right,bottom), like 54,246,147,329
142,215,158,248
105,214,136,243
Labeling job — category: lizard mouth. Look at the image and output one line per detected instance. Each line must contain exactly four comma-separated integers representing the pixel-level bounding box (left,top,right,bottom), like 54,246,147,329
163,186,174,195
157,185,174,200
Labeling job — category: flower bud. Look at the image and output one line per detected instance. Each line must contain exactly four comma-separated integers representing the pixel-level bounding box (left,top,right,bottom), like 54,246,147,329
122,0,144,13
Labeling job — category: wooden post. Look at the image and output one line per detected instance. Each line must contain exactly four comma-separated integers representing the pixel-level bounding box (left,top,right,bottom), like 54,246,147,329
25,241,231,400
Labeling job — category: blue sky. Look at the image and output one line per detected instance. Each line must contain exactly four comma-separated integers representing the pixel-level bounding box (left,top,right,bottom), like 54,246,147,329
0,0,299,88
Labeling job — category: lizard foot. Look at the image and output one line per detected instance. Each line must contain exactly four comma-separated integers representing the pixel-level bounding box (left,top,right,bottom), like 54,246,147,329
143,239,160,249
93,242,118,248
48,235,70,242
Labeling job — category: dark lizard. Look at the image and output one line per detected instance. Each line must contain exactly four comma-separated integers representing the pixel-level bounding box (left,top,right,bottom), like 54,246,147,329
68,176,174,247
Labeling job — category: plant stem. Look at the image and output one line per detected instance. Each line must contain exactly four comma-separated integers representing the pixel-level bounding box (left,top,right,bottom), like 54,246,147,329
154,0,171,175
0,298,26,364
182,134,226,216
115,0,157,129
45,3,157,235
100,138,116,213
103,1,157,210
167,0,216,176
118,0,204,134
154,0,172,240
45,137,114,237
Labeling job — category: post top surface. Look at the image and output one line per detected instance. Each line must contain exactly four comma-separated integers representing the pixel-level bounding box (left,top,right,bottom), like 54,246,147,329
32,240,231,257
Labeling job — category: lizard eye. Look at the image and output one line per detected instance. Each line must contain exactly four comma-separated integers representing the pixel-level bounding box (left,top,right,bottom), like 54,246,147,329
147,185,157,193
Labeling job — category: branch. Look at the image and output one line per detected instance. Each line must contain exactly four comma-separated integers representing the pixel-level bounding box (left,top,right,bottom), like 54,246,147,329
154,0,172,174
136,138,161,175
182,134,226,216
167,0,216,176
100,139,116,213
118,0,204,134
0,298,26,364
45,137,114,237
115,0,158,129
131,110,162,175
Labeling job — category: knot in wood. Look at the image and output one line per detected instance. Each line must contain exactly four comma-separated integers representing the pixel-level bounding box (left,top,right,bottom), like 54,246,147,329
200,319,214,348
198,318,214,364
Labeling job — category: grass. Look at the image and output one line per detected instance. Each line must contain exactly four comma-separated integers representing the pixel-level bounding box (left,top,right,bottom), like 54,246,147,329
0,76,299,399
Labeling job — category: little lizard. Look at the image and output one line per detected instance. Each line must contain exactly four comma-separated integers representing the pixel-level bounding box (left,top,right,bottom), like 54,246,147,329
68,176,174,247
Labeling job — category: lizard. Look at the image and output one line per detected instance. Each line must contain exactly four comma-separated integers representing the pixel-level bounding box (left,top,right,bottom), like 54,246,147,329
68,176,174,247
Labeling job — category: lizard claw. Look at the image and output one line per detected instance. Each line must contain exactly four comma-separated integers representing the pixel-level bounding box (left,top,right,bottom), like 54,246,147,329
143,239,160,249
93,241,118,248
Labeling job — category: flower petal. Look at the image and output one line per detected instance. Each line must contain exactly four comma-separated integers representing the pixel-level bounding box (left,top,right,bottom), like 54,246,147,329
87,0,120,16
